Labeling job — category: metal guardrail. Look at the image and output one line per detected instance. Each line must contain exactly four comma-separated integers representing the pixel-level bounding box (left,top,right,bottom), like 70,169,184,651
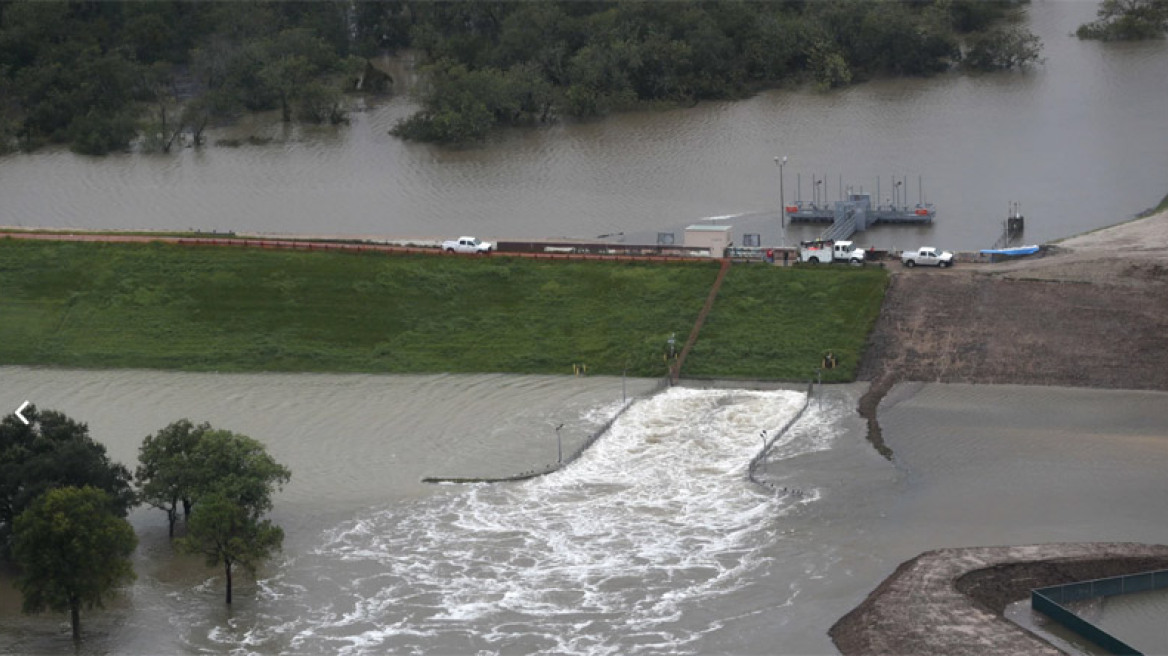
747,379,815,492
1031,569,1168,655
422,375,671,484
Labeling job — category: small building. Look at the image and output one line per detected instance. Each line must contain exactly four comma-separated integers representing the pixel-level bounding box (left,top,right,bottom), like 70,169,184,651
684,224,732,257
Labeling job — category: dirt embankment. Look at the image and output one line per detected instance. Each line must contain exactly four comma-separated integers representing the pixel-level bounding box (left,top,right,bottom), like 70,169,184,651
830,543,1168,656
856,210,1168,456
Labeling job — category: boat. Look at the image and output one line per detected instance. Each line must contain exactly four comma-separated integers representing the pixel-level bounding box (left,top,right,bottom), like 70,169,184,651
976,245,1041,255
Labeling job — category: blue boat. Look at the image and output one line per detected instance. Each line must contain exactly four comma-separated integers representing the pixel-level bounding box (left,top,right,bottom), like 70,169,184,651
980,245,1040,256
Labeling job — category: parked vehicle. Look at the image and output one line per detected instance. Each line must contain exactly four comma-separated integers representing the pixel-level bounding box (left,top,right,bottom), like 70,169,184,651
901,246,954,268
798,240,866,264
442,236,493,254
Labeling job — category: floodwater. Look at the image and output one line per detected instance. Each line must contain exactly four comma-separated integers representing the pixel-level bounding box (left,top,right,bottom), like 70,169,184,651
1077,587,1168,654
1,372,1167,654
1,2,1166,251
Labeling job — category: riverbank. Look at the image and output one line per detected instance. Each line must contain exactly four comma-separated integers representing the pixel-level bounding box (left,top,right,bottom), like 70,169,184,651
0,238,885,381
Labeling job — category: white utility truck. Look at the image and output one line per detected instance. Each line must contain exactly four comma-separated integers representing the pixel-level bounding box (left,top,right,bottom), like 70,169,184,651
798,240,866,264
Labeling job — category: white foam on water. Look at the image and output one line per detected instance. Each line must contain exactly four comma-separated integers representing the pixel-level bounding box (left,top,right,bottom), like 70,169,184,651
283,387,808,654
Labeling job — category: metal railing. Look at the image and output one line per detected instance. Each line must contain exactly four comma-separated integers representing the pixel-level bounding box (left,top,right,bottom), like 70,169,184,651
422,375,671,484
747,379,815,491
1031,569,1168,655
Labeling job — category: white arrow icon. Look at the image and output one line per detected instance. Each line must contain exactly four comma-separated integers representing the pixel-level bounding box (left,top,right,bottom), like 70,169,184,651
15,401,30,425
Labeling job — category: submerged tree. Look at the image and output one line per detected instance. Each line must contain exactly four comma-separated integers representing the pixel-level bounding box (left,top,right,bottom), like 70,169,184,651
136,422,290,544
135,419,209,539
13,486,137,641
1077,0,1168,40
963,26,1045,71
177,493,284,605
160,428,291,604
0,407,134,560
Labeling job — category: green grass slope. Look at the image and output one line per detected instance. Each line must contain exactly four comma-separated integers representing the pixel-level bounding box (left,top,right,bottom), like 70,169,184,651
0,240,887,380
684,265,888,382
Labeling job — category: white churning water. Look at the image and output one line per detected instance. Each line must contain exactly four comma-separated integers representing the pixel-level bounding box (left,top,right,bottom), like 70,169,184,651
282,387,807,655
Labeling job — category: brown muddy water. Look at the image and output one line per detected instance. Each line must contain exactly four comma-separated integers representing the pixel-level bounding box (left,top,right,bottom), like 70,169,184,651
0,2,1166,251
1,372,1167,655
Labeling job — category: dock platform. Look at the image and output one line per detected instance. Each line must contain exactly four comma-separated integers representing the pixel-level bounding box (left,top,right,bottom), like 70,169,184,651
786,195,934,242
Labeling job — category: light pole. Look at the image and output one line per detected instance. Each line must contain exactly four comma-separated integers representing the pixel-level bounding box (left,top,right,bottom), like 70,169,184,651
775,156,788,247
555,423,564,464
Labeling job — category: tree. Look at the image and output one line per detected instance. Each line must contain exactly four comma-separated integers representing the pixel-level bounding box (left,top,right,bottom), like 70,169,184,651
1077,0,1168,40
177,494,283,605
171,428,289,604
0,407,134,560
12,486,137,641
257,28,345,122
139,62,184,154
963,26,1045,71
135,419,209,539
187,429,291,517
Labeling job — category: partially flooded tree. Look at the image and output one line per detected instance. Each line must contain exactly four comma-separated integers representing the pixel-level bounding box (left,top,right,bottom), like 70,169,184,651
172,429,290,604
0,407,134,560
135,419,209,539
1077,0,1168,40
962,26,1045,71
177,493,283,605
13,486,137,641
139,62,184,153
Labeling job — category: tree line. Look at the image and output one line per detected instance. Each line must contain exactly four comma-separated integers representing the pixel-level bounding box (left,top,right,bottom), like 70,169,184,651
0,1,366,155
0,407,289,641
386,0,1046,144
0,1,1052,153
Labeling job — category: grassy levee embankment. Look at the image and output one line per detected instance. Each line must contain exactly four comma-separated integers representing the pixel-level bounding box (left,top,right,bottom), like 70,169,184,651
0,240,887,379
684,265,888,382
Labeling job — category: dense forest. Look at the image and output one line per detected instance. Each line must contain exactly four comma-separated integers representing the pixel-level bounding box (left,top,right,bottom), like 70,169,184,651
0,1,1045,153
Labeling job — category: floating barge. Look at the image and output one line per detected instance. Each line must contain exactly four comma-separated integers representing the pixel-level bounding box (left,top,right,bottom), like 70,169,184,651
785,175,935,241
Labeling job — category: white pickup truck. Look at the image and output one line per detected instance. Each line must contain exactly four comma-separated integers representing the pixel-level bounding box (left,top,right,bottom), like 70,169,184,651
442,236,493,254
799,239,866,264
901,246,954,268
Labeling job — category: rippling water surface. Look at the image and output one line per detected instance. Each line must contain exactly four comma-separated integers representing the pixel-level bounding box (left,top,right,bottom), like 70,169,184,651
3,370,1168,654
1,3,1165,250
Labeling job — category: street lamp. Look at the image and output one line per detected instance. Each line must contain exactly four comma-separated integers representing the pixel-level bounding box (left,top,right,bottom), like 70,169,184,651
555,423,564,464
774,156,788,247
